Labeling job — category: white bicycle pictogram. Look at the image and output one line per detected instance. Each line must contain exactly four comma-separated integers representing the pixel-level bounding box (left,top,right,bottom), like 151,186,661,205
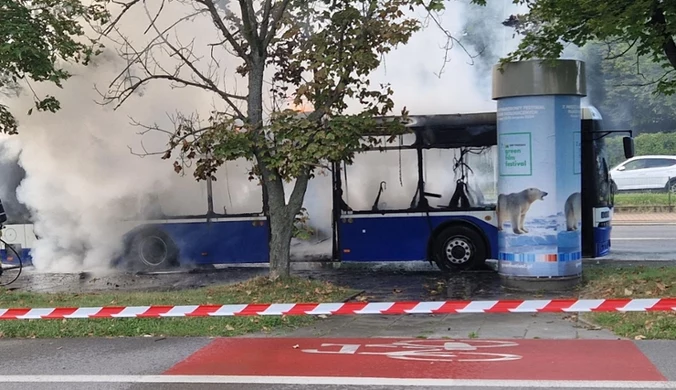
301,339,523,362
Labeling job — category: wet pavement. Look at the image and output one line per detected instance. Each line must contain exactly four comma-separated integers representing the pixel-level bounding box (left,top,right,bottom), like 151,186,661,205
1,256,674,302
0,267,268,294
0,260,638,301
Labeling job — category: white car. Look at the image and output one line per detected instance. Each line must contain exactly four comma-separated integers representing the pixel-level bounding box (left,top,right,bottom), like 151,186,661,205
610,155,676,193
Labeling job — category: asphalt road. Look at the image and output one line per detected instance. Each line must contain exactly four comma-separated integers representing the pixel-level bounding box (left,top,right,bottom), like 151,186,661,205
0,338,673,390
609,224,676,261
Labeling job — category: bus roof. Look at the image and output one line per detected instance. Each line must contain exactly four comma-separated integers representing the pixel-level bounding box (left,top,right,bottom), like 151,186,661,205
369,106,602,148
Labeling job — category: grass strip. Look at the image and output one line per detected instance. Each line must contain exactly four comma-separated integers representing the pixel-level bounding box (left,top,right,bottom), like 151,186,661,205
614,192,673,207
0,276,358,338
581,265,676,340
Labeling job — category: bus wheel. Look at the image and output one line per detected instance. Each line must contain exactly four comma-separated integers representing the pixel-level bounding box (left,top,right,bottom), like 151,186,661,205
432,225,486,272
128,228,178,271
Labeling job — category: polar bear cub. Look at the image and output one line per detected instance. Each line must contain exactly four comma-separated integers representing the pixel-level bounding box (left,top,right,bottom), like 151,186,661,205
565,192,581,231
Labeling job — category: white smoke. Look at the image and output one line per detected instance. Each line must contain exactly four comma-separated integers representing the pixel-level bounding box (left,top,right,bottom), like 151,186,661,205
1,0,263,272
0,0,528,268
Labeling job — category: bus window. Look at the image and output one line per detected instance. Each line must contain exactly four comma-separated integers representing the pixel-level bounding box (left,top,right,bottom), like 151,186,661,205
343,148,418,211
422,146,498,208
212,159,263,215
156,164,210,217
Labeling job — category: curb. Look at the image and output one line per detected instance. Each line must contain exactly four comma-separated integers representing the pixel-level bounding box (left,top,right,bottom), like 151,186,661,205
0,298,675,320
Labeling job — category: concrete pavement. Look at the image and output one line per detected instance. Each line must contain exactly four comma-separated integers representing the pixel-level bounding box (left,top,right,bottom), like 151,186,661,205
613,212,676,225
608,225,676,261
254,313,617,339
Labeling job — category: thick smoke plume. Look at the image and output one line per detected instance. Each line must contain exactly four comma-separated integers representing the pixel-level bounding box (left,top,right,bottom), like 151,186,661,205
0,0,533,268
2,1,262,272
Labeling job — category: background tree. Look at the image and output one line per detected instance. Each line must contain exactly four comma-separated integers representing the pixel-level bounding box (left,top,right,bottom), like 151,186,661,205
0,0,108,134
479,0,676,97
468,0,676,163
100,0,447,279
579,42,676,133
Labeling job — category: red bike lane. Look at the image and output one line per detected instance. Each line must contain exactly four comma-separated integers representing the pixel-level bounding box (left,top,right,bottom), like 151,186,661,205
165,337,667,381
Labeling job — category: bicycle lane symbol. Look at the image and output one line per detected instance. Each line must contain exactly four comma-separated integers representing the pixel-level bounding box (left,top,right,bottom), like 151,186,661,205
301,339,523,362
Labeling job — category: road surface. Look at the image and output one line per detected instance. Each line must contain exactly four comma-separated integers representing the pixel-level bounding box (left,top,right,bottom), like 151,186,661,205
610,225,676,261
0,337,674,390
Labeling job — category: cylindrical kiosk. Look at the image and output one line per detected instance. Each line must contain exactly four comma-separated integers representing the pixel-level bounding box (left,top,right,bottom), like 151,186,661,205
492,59,586,291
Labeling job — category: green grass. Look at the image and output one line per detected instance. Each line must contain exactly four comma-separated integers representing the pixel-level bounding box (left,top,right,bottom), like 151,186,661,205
0,276,358,338
614,192,673,207
581,266,676,340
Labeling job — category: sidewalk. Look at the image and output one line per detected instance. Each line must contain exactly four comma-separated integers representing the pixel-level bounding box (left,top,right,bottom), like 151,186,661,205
613,212,676,224
255,312,618,340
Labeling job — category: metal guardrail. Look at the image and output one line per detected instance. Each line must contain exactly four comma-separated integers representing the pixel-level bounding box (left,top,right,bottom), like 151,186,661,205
613,176,674,213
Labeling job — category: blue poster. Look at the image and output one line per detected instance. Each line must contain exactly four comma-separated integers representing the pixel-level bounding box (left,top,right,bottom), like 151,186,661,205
497,95,582,278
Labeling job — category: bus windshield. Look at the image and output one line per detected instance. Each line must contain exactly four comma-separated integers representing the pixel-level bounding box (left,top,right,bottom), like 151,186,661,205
593,136,613,207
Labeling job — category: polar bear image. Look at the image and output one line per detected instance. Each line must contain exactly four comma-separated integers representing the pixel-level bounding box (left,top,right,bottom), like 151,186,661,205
497,187,548,234
565,192,581,231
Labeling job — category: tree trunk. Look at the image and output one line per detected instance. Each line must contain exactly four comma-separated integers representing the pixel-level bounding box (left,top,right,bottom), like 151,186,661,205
246,54,313,279
268,205,294,279
265,172,310,280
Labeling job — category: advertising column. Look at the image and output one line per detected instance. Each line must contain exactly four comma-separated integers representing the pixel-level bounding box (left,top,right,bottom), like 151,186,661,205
491,60,586,290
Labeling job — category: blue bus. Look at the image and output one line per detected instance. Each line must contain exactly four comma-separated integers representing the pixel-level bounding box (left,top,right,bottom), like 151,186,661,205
0,159,271,271
331,106,634,271
1,107,633,272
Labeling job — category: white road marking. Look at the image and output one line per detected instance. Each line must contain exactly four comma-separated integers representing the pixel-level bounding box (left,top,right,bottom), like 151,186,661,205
612,238,673,241
613,223,676,226
0,375,674,387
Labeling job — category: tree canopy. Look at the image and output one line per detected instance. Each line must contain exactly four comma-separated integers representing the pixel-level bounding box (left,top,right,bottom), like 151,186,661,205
484,0,676,97
0,0,108,134
99,0,449,278
581,42,676,134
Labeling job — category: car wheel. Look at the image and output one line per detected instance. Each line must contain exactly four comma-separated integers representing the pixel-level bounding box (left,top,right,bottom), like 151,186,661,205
610,180,618,194
432,224,487,272
667,179,676,194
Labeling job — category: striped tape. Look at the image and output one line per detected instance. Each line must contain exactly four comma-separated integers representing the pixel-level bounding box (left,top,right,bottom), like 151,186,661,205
0,298,674,320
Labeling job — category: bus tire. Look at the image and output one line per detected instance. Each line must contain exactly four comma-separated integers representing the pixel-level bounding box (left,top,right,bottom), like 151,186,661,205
432,224,487,272
127,228,179,271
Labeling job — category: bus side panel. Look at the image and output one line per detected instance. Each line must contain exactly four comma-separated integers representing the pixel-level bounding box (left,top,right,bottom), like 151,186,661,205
339,216,429,261
158,219,270,265
0,248,33,266
339,214,498,262
0,224,35,266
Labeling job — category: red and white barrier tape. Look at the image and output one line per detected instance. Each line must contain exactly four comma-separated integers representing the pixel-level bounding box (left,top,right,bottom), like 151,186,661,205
0,298,675,320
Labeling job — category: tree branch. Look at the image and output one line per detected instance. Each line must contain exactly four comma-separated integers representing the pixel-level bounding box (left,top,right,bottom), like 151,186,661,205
237,0,260,46
423,10,479,78
603,38,639,61
142,4,247,117
263,0,292,48
194,0,250,62
101,0,143,36
259,0,274,42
